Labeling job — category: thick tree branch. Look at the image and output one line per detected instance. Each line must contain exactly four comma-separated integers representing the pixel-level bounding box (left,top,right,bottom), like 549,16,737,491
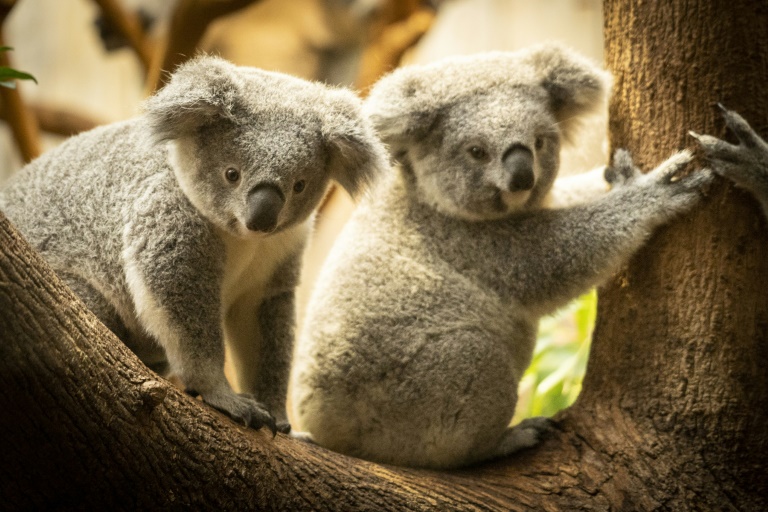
0,189,765,511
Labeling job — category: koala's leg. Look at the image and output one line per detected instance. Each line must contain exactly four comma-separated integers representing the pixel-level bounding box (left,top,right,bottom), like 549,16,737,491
493,417,554,459
59,271,129,340
691,105,768,218
501,150,714,314
123,229,277,433
225,294,295,433
223,296,262,396
60,272,171,374
226,291,294,432
256,292,294,429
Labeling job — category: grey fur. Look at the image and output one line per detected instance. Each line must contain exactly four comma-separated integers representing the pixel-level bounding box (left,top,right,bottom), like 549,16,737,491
691,105,768,218
290,43,714,469
0,56,388,432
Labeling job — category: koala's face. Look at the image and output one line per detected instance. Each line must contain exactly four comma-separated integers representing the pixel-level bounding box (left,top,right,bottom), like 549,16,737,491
406,88,561,221
146,56,388,238
365,45,610,222
170,113,331,237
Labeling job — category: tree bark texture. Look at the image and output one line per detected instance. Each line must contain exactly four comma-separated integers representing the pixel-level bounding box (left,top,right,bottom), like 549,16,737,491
591,0,768,508
1,1,767,510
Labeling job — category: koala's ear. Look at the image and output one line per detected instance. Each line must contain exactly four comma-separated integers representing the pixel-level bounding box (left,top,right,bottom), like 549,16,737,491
322,90,390,198
524,43,612,143
362,70,441,153
143,56,243,142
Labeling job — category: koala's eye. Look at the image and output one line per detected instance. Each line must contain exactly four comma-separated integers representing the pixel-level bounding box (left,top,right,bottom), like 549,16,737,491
535,137,544,151
468,146,488,161
225,168,240,183
293,180,306,194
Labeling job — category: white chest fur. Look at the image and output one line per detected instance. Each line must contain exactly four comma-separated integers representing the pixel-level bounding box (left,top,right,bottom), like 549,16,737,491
217,221,309,311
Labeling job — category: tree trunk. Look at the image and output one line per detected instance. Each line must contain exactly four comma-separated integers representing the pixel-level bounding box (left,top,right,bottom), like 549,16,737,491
593,0,768,508
1,1,766,510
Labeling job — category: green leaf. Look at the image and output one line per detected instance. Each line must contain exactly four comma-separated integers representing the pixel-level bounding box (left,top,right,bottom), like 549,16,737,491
0,46,13,53
0,66,37,84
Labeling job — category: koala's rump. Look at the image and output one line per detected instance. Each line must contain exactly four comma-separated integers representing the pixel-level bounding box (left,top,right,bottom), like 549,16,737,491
295,221,534,468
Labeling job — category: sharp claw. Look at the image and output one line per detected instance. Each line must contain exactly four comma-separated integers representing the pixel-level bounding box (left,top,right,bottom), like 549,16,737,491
267,419,278,437
689,130,701,140
717,102,728,113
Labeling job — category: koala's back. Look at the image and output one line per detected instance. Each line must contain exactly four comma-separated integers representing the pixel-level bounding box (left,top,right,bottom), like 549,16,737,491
0,119,171,293
292,174,537,468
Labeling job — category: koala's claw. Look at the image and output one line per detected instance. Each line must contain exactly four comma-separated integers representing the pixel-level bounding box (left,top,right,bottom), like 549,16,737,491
201,390,278,434
605,148,642,187
653,149,694,184
717,103,762,148
691,106,768,197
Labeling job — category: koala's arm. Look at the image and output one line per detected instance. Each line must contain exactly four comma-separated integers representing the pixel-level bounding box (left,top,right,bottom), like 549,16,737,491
255,289,296,427
492,151,713,315
691,105,768,218
227,251,302,430
123,197,277,432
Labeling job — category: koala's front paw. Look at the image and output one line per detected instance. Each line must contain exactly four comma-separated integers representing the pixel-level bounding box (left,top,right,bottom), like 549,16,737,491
641,149,715,214
195,389,279,434
690,105,768,197
605,148,642,188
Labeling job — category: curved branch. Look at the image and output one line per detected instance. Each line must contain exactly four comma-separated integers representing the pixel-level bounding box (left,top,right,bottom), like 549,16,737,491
0,209,589,510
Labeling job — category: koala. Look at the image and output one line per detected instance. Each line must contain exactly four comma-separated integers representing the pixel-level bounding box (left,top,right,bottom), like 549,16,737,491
691,105,768,218
0,56,388,433
290,43,714,469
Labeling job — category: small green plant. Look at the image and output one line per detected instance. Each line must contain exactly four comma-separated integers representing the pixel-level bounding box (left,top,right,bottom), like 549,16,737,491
513,289,597,422
0,47,36,89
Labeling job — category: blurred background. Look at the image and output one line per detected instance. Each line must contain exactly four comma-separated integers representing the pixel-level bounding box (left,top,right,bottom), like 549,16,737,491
0,0,605,423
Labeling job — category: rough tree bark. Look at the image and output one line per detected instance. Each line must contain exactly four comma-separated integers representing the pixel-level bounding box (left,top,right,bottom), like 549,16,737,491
1,1,766,510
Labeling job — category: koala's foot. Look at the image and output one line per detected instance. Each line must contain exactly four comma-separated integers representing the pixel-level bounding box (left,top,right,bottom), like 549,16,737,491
690,104,768,200
495,416,555,458
188,388,278,434
605,148,642,188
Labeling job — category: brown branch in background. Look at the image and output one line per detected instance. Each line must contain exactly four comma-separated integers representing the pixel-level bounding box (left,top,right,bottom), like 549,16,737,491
0,0,16,22
354,5,436,94
145,0,263,93
92,0,153,72
0,101,102,137
0,24,41,163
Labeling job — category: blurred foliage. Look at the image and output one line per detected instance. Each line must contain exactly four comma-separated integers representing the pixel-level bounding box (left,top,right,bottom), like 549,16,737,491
512,289,597,423
0,47,37,89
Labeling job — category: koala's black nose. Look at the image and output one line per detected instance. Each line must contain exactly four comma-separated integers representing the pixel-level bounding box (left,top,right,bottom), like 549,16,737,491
502,145,535,192
246,185,284,233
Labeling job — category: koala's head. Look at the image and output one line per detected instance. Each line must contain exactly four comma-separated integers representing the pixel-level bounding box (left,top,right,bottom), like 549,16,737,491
364,43,610,221
144,56,388,237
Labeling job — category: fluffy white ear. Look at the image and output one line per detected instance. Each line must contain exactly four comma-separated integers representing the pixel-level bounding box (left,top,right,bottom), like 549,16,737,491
522,42,612,143
362,69,443,154
143,55,244,142
323,89,391,198
365,43,610,151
